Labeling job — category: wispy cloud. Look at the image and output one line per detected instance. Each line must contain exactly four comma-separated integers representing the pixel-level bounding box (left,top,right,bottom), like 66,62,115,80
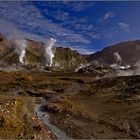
0,1,91,49
0,19,46,41
104,11,115,20
99,11,115,22
43,7,95,36
62,1,96,11
70,47,95,55
0,1,133,54
85,27,119,40
118,22,130,33
76,48,94,54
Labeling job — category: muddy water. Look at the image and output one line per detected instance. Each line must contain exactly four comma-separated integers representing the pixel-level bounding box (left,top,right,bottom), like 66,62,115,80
35,104,72,139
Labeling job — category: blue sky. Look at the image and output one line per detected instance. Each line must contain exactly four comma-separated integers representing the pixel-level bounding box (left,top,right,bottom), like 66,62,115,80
0,1,140,54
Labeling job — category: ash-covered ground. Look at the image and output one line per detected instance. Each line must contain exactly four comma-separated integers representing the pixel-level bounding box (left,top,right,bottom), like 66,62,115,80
0,70,140,139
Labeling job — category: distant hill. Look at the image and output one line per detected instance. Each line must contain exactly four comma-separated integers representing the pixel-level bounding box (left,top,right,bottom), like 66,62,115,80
87,40,140,66
1,32,140,74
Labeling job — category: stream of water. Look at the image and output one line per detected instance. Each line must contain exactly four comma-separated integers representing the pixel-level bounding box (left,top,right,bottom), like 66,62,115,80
35,104,72,139
34,82,84,139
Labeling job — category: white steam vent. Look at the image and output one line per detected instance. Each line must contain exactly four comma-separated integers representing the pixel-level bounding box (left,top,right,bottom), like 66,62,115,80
45,38,56,67
114,52,122,63
75,63,90,72
14,39,27,64
19,50,26,64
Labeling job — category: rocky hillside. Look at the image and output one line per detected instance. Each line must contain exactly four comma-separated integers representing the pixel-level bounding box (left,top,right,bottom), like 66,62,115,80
0,33,16,65
76,63,117,77
25,39,46,66
1,32,140,74
0,33,87,71
87,40,140,66
53,47,86,71
76,40,140,75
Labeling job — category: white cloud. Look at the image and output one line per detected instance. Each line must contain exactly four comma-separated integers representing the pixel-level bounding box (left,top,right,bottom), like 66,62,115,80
45,8,94,35
118,22,130,33
85,27,119,40
56,11,70,21
104,12,115,20
0,19,46,41
62,1,96,11
99,11,115,22
75,48,95,54
0,2,91,48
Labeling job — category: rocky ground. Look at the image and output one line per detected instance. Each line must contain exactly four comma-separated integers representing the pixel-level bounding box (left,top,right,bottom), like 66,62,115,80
0,70,140,139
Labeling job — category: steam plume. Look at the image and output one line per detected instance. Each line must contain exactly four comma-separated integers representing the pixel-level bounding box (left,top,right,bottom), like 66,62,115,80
14,39,27,64
114,52,122,63
45,38,56,67
19,50,26,64
75,63,90,72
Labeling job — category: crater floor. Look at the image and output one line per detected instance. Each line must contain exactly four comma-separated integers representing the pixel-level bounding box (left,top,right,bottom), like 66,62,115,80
0,70,140,139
